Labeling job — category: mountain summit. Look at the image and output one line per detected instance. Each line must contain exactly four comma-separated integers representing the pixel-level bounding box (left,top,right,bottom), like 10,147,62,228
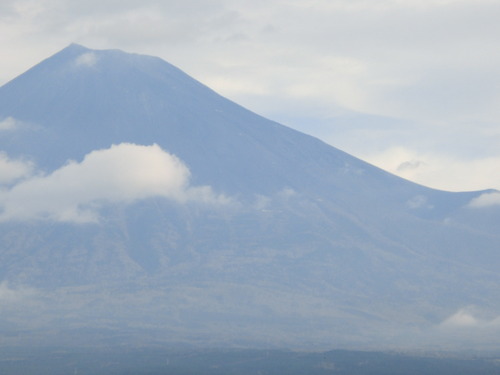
0,45,499,350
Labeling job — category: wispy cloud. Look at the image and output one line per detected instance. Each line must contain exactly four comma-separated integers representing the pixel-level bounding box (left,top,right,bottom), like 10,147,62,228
361,147,500,191
0,143,229,223
0,281,36,304
0,116,22,131
74,51,98,67
406,195,433,210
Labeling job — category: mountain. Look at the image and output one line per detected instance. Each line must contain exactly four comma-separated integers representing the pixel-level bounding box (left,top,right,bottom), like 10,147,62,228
0,44,499,351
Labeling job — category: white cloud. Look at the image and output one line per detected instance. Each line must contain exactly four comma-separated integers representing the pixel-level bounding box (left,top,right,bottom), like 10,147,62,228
0,116,21,131
441,307,500,329
0,152,33,184
441,308,479,327
74,51,98,67
468,192,500,208
0,143,229,223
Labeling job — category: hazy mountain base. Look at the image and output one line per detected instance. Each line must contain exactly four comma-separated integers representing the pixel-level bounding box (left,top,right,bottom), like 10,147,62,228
1,197,500,353
0,346,499,375
2,285,500,352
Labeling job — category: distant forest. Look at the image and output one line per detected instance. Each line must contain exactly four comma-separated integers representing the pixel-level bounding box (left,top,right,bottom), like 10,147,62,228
1,347,499,375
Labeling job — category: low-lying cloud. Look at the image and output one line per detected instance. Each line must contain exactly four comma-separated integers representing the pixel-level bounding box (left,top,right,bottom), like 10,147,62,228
406,195,433,210
74,51,98,68
0,143,229,223
468,191,500,208
441,307,500,329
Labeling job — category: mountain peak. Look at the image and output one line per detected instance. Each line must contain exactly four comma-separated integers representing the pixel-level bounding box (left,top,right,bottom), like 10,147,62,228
64,42,90,52
0,45,477,200
0,45,479,201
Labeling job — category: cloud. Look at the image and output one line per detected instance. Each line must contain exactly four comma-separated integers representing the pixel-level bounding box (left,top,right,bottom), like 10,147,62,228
361,147,500,192
441,308,479,327
441,307,500,329
0,116,22,131
406,195,433,210
397,160,427,173
0,152,33,184
252,187,299,211
468,192,500,208
0,143,229,223
0,281,36,305
74,51,98,67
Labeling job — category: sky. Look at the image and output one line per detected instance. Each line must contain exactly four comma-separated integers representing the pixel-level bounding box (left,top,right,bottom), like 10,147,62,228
1,0,499,192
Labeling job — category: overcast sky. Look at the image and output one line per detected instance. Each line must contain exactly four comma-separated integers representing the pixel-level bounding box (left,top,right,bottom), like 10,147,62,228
1,0,499,192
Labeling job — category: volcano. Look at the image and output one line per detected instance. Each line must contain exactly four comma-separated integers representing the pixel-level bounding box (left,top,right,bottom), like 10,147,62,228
0,44,499,351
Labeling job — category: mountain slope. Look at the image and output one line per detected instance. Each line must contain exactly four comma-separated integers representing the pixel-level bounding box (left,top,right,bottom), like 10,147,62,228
0,45,499,350
0,45,461,199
